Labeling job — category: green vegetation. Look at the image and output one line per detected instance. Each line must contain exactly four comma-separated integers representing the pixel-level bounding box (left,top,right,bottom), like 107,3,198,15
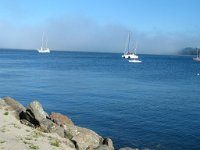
50,139,60,147
3,112,9,115
0,141,6,144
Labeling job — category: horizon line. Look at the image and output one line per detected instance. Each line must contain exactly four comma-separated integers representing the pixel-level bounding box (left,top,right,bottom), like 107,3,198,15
0,47,191,56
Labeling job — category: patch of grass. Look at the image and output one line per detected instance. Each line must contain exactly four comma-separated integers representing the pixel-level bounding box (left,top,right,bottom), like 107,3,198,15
0,141,6,144
50,139,60,147
3,112,8,115
29,144,39,150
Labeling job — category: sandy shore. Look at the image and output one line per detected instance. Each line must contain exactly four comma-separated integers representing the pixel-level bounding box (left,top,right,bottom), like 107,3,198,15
0,101,75,150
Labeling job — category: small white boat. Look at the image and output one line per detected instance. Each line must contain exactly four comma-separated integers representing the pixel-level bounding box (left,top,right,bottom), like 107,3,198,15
122,33,138,59
122,32,142,63
38,33,50,53
193,57,200,61
38,48,50,53
193,48,200,61
128,59,142,63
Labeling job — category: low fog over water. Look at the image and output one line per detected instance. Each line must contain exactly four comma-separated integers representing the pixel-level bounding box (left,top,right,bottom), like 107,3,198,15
0,16,200,54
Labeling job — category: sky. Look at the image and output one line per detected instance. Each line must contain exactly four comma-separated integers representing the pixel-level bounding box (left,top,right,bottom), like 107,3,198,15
0,0,200,54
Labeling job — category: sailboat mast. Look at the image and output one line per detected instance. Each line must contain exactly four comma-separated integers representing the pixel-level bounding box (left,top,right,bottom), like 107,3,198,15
45,37,48,49
127,32,130,53
125,32,130,53
41,32,44,49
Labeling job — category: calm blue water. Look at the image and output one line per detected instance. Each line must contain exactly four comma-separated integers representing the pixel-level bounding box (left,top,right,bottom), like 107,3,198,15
0,49,200,150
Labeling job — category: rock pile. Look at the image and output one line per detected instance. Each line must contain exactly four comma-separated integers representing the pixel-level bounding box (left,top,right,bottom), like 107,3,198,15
1,97,114,150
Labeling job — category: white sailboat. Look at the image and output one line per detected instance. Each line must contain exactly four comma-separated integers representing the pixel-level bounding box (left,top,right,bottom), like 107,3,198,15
37,33,50,53
122,32,142,63
122,33,138,59
193,48,200,61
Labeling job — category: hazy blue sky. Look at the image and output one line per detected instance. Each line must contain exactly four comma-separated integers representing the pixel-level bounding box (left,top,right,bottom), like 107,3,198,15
0,0,200,54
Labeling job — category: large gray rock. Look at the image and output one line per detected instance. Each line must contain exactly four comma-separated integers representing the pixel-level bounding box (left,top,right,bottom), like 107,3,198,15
27,101,49,121
3,96,26,119
102,138,114,150
39,118,55,132
64,124,78,139
19,110,40,127
73,126,102,150
64,138,76,149
53,125,65,138
64,124,102,150
19,101,49,128
39,118,65,138
50,112,74,126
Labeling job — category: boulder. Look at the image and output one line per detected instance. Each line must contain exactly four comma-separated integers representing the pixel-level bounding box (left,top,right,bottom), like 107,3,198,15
19,110,40,127
53,125,65,138
3,96,26,119
102,138,114,150
50,112,74,126
64,124,102,150
19,101,50,128
27,101,49,122
39,118,56,132
19,101,49,127
64,138,77,149
64,124,79,139
39,118,65,137
72,126,102,150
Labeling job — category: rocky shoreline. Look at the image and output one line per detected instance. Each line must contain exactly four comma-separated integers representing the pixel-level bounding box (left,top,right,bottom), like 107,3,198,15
0,97,138,150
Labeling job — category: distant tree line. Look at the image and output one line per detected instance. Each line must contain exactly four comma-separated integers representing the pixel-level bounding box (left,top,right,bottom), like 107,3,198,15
179,47,199,55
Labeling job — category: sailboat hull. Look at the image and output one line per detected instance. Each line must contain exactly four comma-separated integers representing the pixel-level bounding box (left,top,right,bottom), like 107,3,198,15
37,48,50,53
193,57,200,61
122,54,138,59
